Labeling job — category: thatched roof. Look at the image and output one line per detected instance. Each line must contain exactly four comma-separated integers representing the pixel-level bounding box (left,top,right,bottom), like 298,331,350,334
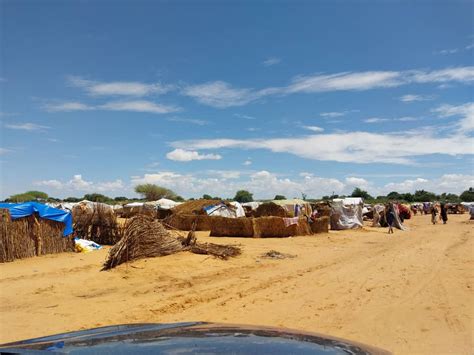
171,199,223,215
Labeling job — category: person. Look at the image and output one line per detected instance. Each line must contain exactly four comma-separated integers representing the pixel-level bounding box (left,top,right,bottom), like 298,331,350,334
387,204,395,234
440,203,448,224
431,205,438,225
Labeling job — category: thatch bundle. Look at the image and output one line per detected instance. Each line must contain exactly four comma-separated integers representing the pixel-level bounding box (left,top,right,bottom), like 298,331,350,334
103,215,241,270
171,199,222,215
310,216,329,233
103,215,183,270
209,216,254,237
254,202,288,217
253,216,311,238
73,202,120,245
164,214,213,231
0,209,74,263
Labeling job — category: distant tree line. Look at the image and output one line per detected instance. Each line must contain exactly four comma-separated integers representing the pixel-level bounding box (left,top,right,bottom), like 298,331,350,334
3,186,474,204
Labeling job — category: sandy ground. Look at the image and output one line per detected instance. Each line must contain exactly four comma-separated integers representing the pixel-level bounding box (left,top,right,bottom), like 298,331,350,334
0,214,472,354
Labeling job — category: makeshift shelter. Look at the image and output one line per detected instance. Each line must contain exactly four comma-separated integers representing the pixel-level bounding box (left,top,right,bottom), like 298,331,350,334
254,202,288,217
72,201,120,244
271,199,312,217
329,200,363,230
0,202,74,262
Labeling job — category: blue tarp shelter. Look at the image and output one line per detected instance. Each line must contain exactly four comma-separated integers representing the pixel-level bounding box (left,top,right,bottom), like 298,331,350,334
0,202,73,236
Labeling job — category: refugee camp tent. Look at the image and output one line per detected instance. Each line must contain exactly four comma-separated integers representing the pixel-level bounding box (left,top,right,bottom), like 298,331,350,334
0,202,73,236
272,199,312,217
329,200,363,230
156,198,182,210
333,197,364,206
241,202,262,211
203,201,245,218
0,202,75,262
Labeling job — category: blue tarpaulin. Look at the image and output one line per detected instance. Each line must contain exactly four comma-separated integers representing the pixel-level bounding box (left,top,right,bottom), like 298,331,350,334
0,202,73,236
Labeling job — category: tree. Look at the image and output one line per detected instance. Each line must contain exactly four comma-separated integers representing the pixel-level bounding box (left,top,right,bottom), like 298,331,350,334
274,194,286,200
386,191,402,200
413,190,437,202
134,184,177,201
350,187,373,200
83,193,110,203
202,194,213,200
460,187,474,202
7,193,36,202
25,191,48,200
175,195,185,202
64,197,81,202
7,190,49,202
233,190,253,203
114,196,128,202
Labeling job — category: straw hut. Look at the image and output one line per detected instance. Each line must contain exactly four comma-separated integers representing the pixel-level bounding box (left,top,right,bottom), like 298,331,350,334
0,207,74,263
254,202,288,217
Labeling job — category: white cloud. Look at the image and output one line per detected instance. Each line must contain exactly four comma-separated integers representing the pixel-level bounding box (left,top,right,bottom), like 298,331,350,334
263,57,281,66
234,113,256,120
34,174,124,193
182,66,474,108
382,174,474,195
130,170,347,199
166,148,222,162
243,160,252,166
100,100,179,114
437,48,459,55
181,81,264,108
320,111,347,118
5,123,50,131
68,76,172,96
171,130,473,165
364,117,390,123
432,102,474,133
345,177,370,189
167,117,209,125
0,148,12,155
303,125,324,132
44,101,94,112
286,71,404,93
399,94,434,102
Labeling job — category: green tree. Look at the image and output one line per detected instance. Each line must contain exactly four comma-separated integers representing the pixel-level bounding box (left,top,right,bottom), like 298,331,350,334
175,195,185,202
202,194,213,199
64,197,81,202
114,196,128,202
83,193,110,203
386,191,402,200
274,194,286,200
134,184,177,201
413,190,437,202
460,188,474,202
25,191,49,200
233,190,253,203
7,193,36,202
350,187,373,200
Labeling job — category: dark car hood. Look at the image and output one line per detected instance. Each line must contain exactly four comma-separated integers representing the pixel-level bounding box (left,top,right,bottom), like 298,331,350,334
0,322,390,354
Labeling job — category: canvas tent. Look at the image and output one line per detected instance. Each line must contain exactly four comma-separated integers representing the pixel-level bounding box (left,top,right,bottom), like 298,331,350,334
329,200,363,230
272,199,312,217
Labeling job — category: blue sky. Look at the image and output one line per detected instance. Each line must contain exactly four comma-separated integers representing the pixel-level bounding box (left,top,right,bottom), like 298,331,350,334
1,1,473,199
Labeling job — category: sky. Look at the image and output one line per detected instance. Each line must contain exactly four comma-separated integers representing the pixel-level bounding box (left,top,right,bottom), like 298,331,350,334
1,0,473,200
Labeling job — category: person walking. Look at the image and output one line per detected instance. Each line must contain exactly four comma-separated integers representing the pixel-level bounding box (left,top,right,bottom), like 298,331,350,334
431,205,438,225
387,205,395,234
440,203,448,224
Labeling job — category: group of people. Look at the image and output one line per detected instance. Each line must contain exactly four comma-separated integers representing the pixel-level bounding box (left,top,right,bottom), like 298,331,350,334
431,203,448,225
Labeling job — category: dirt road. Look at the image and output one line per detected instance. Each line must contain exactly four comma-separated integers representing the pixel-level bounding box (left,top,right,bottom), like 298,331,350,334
1,214,472,354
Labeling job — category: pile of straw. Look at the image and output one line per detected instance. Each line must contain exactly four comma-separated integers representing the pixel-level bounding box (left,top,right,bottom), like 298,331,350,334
310,216,329,233
253,216,312,238
103,215,241,270
254,202,288,217
163,214,213,231
209,216,254,238
73,202,120,245
0,209,74,263
103,215,183,270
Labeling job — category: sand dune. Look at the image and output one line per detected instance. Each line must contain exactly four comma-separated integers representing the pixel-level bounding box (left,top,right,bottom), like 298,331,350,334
0,214,472,354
